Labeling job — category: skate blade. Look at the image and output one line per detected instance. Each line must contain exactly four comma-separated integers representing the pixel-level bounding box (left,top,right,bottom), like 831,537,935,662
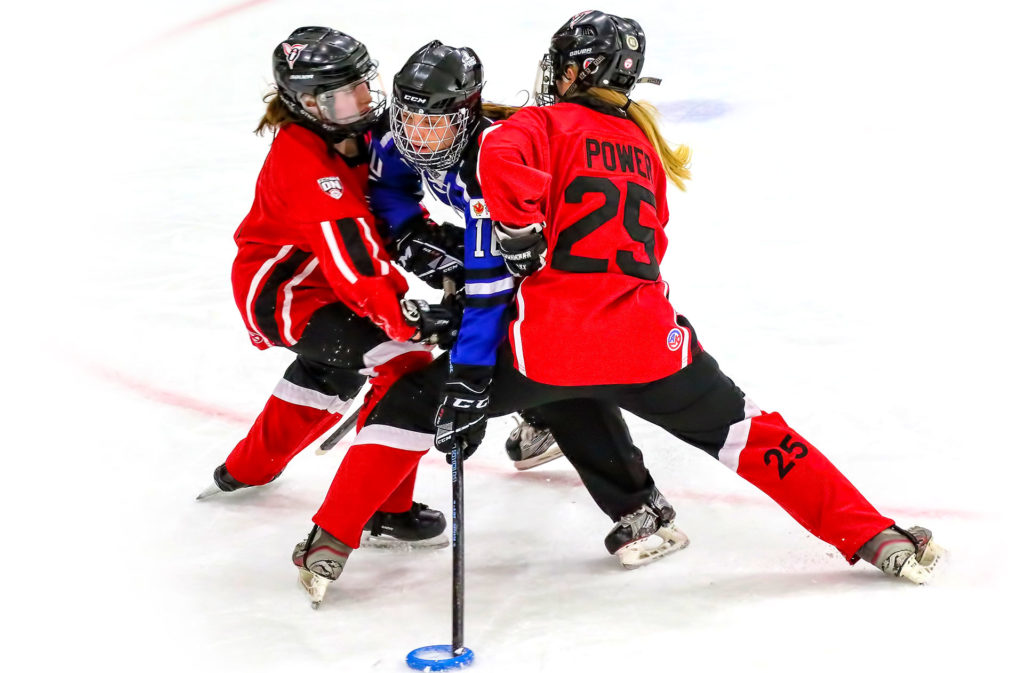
195,483,222,500
513,445,564,471
898,539,947,584
359,531,450,550
298,568,331,609
617,524,691,570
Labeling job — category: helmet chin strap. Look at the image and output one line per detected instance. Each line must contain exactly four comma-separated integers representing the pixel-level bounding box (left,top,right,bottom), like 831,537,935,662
556,55,605,102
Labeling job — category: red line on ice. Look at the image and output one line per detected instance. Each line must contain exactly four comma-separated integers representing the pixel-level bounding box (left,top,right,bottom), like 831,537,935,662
87,360,982,521
149,0,276,45
84,361,252,425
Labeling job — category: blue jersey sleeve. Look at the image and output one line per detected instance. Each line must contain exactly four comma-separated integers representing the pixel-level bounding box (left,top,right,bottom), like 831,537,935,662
450,161,516,369
368,130,427,239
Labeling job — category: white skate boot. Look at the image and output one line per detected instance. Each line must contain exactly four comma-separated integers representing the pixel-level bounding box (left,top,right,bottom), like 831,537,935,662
292,525,352,608
856,525,946,584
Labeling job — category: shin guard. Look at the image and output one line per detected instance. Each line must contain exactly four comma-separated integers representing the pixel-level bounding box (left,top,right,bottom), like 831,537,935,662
313,443,428,549
721,411,893,561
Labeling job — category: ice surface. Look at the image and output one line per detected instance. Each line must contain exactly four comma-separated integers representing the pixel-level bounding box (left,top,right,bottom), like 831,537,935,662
6,1,1022,672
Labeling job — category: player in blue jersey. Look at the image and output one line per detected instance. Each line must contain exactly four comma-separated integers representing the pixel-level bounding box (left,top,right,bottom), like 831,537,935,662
368,41,563,471
367,41,686,568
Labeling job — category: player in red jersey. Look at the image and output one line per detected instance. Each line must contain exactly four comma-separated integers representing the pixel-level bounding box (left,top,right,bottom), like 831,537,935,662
197,29,460,601
416,11,943,580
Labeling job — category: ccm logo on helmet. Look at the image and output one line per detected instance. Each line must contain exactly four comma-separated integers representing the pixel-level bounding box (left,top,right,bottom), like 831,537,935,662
403,94,428,103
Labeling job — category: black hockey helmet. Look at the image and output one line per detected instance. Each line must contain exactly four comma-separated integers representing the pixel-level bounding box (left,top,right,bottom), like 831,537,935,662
535,10,647,105
272,27,386,140
389,41,485,171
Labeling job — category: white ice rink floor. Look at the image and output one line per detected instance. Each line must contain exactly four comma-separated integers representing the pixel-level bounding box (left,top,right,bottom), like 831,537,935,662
6,1,1022,671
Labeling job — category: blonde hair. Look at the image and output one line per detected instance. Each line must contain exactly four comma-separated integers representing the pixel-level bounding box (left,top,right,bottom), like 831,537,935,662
585,88,692,191
481,102,523,120
255,91,299,136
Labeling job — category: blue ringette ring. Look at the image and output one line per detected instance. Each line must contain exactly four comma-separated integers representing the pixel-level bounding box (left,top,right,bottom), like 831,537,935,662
406,644,475,670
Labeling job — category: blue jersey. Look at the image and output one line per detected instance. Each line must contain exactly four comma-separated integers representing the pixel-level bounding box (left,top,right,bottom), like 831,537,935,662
369,119,515,369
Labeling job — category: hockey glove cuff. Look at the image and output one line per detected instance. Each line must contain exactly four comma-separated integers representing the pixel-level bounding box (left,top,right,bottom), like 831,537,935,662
434,365,493,460
494,222,547,277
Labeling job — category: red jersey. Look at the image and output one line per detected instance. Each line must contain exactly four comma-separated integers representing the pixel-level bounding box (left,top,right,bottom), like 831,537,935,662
231,123,414,349
478,100,693,385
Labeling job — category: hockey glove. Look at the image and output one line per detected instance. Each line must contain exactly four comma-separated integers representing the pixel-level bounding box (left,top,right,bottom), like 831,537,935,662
434,365,493,459
494,222,547,277
401,299,459,349
388,216,464,289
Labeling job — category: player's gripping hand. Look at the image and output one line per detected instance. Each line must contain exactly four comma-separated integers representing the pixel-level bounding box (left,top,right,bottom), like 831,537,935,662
389,216,464,289
494,222,546,277
434,366,492,460
401,299,459,349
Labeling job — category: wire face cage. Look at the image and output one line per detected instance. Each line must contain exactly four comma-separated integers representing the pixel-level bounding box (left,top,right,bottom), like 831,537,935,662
389,103,474,171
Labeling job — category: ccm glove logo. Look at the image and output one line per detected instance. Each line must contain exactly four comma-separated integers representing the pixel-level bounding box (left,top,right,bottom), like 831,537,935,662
452,399,489,410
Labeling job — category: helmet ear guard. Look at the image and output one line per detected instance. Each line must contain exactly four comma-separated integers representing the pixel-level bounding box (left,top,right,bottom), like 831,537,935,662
534,10,659,106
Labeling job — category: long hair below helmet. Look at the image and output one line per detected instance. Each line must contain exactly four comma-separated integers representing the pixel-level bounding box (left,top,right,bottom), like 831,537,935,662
587,88,692,192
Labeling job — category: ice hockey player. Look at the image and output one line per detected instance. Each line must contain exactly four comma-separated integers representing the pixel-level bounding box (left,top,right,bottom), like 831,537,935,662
198,27,455,563
363,40,688,570
470,9,945,583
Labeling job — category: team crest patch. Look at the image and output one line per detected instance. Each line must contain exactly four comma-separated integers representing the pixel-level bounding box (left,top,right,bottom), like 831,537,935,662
281,43,307,69
469,198,490,219
666,327,684,352
318,177,344,199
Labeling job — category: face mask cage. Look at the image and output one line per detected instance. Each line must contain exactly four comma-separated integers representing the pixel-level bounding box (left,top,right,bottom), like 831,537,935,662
389,102,474,171
534,54,557,106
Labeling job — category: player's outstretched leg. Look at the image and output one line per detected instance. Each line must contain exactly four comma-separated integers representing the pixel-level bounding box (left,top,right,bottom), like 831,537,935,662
721,409,944,581
196,388,351,499
292,524,353,609
855,525,946,584
603,487,689,569
505,409,563,470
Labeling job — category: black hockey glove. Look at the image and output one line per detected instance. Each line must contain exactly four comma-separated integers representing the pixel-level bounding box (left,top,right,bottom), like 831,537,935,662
388,216,464,289
401,298,459,349
434,365,493,460
494,222,547,277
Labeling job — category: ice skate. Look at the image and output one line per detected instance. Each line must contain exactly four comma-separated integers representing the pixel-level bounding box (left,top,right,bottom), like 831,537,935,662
604,488,689,569
856,525,945,584
195,463,279,500
505,415,563,470
361,502,449,550
292,525,352,609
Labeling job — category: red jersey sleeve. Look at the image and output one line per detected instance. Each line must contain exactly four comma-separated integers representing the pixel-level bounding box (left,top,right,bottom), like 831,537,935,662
477,109,552,226
300,215,414,342
280,128,416,342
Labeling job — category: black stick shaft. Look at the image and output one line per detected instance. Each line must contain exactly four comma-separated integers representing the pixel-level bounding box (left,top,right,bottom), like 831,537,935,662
451,442,465,654
318,409,360,452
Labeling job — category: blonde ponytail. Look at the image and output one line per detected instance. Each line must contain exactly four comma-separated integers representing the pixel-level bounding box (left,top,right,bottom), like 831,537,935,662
586,88,692,191
481,102,523,120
